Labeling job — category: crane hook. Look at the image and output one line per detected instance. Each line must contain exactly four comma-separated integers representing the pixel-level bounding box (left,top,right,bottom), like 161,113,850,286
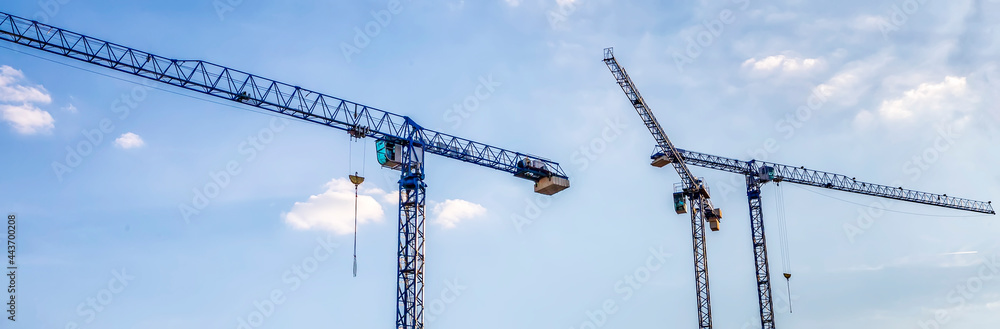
783,272,793,313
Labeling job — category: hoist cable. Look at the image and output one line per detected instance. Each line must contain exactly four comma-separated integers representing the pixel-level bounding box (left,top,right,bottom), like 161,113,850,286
354,185,358,277
773,183,793,313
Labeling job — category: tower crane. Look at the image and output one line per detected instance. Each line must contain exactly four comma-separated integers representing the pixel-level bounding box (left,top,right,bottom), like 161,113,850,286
658,146,993,328
0,11,570,329
604,47,995,329
604,47,723,329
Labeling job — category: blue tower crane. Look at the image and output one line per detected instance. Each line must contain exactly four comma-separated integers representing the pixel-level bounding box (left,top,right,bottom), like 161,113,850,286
604,47,722,329
0,12,570,329
605,48,994,329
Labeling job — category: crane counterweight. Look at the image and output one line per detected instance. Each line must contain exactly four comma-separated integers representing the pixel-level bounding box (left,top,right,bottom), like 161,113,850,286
652,154,673,167
535,176,571,195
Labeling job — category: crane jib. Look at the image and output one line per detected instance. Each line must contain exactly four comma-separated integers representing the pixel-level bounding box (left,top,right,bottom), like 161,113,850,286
656,148,995,215
0,11,569,184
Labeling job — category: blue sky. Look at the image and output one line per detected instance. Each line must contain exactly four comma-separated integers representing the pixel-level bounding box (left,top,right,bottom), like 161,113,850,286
2,0,1000,328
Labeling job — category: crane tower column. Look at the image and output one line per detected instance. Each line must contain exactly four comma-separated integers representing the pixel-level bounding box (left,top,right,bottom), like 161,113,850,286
397,141,426,329
689,195,713,329
746,173,776,329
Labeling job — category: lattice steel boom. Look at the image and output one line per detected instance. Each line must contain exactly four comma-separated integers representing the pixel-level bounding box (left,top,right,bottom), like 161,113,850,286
0,12,567,181
663,147,994,215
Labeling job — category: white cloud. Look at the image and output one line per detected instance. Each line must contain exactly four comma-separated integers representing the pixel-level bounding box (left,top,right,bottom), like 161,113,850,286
812,54,891,107
876,76,971,121
1,104,54,135
0,65,52,104
431,199,486,229
852,15,888,31
282,178,389,235
381,190,400,204
114,132,145,149
448,0,465,11
555,0,577,7
852,108,875,130
817,71,857,93
763,11,797,23
837,250,985,273
63,104,77,113
0,65,55,135
742,55,822,74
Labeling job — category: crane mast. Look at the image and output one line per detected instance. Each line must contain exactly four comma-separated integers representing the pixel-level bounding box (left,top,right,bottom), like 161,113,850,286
0,11,571,329
604,47,720,329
